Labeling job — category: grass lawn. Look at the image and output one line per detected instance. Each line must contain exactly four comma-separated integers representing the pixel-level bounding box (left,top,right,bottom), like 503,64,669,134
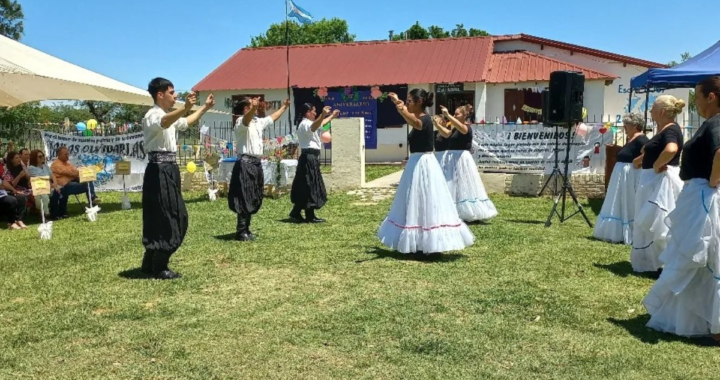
1,191,718,379
321,164,400,183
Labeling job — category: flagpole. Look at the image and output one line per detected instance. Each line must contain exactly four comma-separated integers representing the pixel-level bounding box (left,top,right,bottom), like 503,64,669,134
285,0,292,132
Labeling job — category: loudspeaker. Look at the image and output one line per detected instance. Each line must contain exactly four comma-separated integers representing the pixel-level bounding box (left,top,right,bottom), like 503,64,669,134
541,90,550,123
548,71,584,125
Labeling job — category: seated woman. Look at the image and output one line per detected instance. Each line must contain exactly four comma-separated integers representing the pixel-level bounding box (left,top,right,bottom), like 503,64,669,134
0,177,28,230
27,149,60,216
2,151,31,196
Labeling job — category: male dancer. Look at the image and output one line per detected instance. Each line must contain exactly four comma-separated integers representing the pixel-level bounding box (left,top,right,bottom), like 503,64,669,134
141,77,214,279
229,96,290,241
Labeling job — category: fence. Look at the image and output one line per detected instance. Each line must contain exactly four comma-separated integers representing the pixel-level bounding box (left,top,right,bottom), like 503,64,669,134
0,121,331,166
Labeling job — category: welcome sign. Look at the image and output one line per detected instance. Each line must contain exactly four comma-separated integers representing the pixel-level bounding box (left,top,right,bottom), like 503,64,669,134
40,131,147,192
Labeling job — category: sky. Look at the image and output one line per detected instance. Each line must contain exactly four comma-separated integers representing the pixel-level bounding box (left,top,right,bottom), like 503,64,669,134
18,0,714,96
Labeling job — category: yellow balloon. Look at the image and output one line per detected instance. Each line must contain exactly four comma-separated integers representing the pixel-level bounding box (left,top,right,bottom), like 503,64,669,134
186,161,197,173
581,107,587,120
87,119,98,130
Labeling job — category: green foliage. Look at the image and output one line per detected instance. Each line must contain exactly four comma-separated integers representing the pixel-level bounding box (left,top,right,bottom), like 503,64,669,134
0,0,23,40
249,18,355,47
392,21,489,41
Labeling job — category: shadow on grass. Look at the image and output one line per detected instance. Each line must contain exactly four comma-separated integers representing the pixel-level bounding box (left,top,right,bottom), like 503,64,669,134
593,261,662,279
587,198,604,217
214,233,236,241
357,247,465,263
608,315,720,347
507,219,545,225
118,267,152,280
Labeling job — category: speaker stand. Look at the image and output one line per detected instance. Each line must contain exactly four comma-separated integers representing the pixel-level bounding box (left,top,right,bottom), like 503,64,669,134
541,125,593,228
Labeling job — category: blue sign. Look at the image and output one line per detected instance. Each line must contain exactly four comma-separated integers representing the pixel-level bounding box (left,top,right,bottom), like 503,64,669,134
324,90,377,149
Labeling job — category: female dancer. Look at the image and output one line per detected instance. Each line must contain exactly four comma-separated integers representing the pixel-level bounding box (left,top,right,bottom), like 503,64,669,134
642,76,720,338
630,95,685,274
433,105,497,222
432,115,449,167
377,89,474,254
592,113,649,244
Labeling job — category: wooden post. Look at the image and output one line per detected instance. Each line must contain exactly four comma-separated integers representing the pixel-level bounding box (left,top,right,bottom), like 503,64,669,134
604,145,622,192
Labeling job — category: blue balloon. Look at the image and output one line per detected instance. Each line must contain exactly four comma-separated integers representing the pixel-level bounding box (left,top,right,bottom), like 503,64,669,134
76,122,87,131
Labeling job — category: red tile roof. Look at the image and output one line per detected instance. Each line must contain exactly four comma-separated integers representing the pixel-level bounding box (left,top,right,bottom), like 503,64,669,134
193,37,494,91
486,51,617,83
493,34,667,68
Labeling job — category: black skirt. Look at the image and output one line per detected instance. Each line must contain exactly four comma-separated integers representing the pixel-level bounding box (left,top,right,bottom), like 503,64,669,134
291,148,327,210
142,158,188,255
228,154,264,215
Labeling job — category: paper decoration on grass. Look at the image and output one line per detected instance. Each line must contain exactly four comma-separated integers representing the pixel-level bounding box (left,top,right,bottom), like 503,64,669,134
85,186,100,222
31,177,53,240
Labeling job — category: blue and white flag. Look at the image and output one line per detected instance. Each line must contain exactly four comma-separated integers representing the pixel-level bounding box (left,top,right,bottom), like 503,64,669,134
287,0,313,24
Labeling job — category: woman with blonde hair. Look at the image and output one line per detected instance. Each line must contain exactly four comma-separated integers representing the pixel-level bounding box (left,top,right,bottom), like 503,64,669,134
642,76,720,338
433,105,497,222
593,112,649,244
630,94,685,274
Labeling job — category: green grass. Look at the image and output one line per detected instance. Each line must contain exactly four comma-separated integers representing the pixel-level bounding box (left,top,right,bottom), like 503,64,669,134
0,192,716,379
320,164,400,183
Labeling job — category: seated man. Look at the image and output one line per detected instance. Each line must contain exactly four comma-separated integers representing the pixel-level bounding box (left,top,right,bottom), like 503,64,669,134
50,146,100,218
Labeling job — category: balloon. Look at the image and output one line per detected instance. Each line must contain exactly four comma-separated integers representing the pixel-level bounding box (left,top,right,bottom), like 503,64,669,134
87,119,98,130
575,123,589,137
321,131,332,143
582,107,587,120
76,122,86,131
599,127,608,134
186,162,197,173
82,130,92,136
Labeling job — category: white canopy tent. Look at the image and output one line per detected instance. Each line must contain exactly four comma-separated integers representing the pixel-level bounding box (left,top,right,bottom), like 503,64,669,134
0,34,226,114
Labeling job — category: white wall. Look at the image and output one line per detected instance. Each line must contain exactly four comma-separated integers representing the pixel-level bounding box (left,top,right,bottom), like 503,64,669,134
493,40,691,123
484,80,606,122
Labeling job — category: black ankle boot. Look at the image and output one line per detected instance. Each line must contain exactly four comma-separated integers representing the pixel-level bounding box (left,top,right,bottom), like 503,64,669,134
141,251,154,274
306,209,325,223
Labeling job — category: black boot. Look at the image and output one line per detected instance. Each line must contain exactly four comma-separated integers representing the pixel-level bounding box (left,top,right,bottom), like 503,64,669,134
236,213,252,241
289,205,305,222
244,214,256,241
141,251,154,274
306,208,325,223
152,252,181,280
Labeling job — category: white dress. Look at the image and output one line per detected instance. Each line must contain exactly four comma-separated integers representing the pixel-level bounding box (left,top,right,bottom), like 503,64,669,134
630,167,683,272
378,116,474,254
592,162,640,244
643,179,720,336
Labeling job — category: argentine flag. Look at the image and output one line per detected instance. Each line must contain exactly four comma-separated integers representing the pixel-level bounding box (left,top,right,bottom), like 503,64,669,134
287,0,313,24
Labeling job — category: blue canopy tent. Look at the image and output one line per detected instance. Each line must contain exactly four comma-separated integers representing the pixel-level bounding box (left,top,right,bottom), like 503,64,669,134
631,39,720,91
628,39,720,127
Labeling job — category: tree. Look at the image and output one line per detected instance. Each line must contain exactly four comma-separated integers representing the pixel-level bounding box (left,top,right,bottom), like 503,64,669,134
451,24,468,38
427,25,450,39
667,52,696,112
469,28,490,37
0,0,23,40
391,21,489,41
78,101,118,123
249,18,355,48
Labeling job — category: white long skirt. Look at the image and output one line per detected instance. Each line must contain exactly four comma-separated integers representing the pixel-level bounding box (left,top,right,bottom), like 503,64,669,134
592,162,639,244
378,152,475,254
630,167,683,272
643,179,720,336
437,150,498,222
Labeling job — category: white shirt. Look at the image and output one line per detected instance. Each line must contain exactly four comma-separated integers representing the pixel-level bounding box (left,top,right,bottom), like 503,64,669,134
235,116,273,157
297,118,322,150
143,105,189,152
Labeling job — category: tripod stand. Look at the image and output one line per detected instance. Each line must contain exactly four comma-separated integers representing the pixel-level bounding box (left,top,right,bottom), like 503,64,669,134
538,125,593,227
